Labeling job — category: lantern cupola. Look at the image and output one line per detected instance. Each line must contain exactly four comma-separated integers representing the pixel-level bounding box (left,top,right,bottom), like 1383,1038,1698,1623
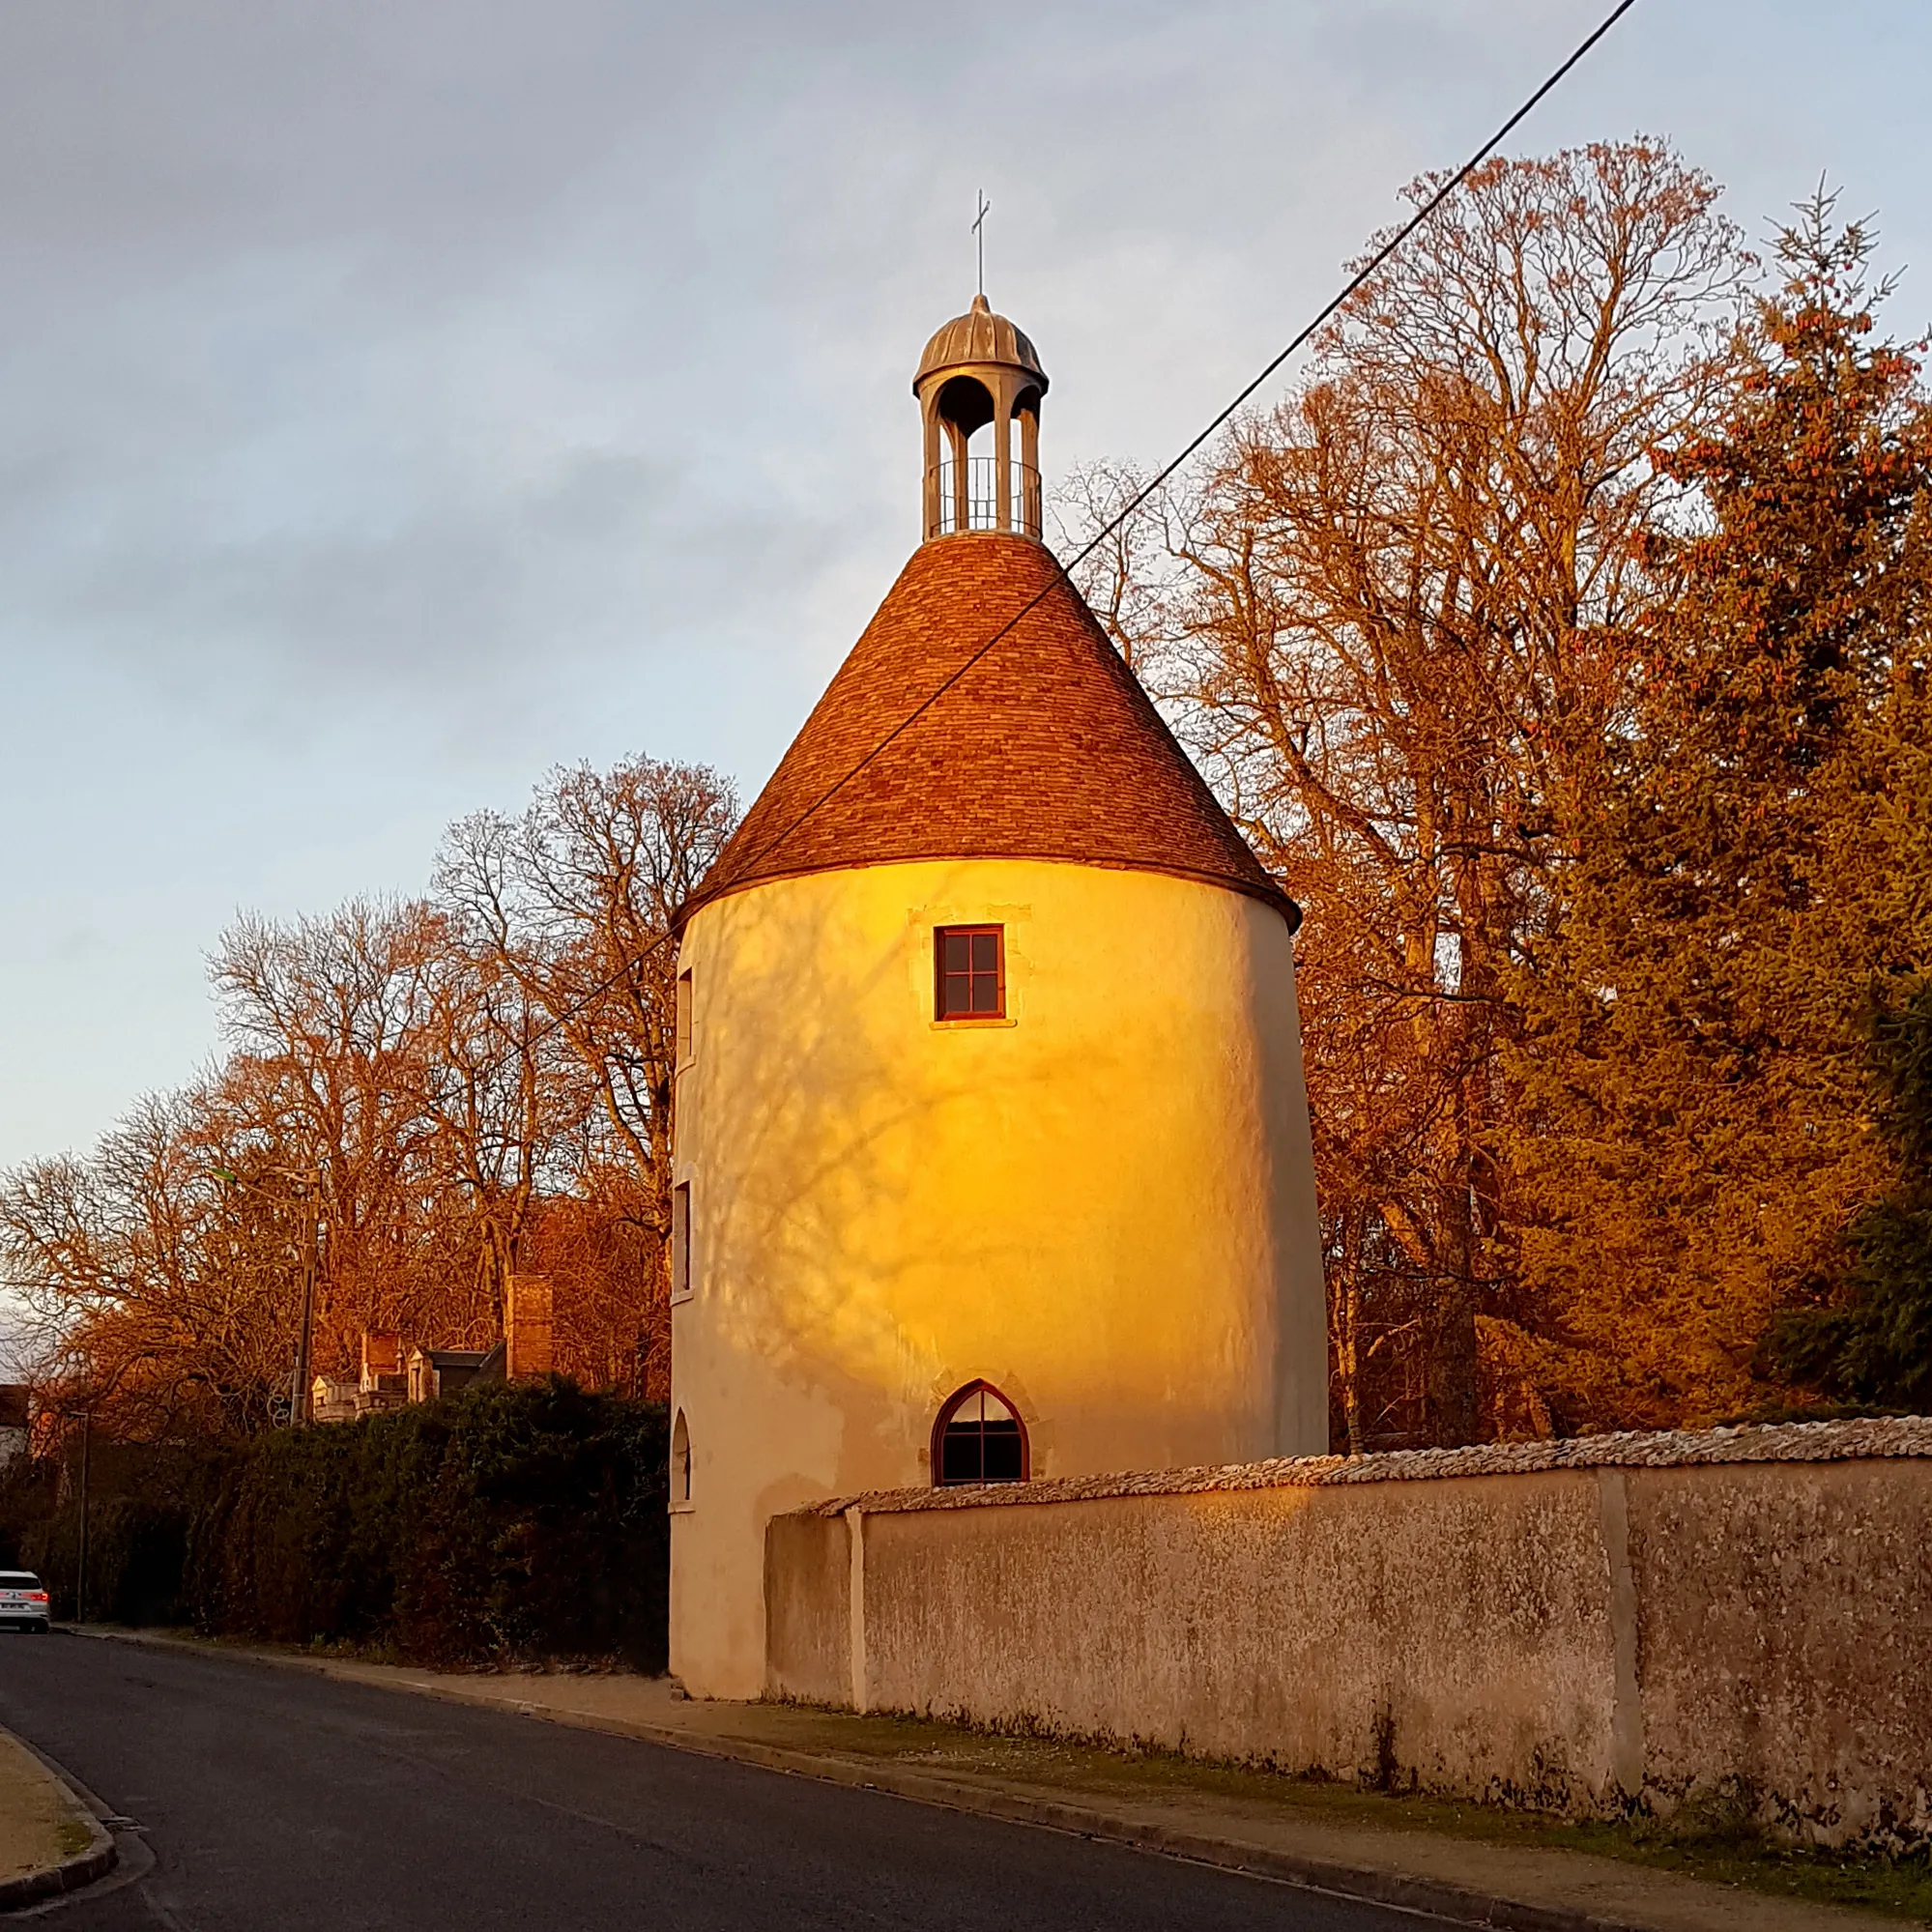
914,294,1049,541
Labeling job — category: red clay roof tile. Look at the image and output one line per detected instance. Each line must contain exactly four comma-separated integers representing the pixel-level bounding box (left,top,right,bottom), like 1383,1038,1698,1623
684,533,1296,926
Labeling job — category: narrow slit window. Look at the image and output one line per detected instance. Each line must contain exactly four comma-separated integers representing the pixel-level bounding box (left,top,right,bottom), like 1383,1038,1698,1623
675,968,693,1064
672,1181,692,1301
935,925,1004,1020
671,1410,692,1504
932,1381,1028,1486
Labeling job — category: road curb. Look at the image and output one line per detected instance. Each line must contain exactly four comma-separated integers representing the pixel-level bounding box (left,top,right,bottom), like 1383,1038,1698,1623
0,1722,117,1913
547,1729,1658,1932
64,1629,1708,1932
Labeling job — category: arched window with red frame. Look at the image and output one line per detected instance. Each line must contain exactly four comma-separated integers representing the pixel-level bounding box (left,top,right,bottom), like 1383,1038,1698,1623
932,1381,1028,1486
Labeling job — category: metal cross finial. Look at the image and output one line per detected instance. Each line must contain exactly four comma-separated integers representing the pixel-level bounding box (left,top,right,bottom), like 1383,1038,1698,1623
973,190,991,297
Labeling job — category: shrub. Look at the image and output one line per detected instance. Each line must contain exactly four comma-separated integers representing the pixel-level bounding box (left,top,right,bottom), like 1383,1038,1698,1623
0,1380,669,1669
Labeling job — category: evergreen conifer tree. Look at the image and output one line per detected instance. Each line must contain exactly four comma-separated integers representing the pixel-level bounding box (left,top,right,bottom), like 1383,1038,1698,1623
1503,195,1932,1427
1766,977,1932,1406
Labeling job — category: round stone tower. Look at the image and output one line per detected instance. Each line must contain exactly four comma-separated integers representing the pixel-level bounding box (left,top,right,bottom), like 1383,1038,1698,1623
667,295,1327,1699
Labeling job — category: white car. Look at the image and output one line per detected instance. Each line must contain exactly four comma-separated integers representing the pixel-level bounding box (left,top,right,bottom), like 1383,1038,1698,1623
0,1572,50,1632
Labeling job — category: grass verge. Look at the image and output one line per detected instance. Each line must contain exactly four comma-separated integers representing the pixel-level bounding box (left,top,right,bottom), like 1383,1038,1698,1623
764,1705,1932,1922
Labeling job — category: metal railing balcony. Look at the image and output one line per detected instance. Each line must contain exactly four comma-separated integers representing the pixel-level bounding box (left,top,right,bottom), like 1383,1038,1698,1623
930,454,1043,538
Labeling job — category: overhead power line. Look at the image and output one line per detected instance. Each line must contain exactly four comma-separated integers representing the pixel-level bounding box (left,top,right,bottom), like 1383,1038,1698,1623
514,0,1645,1060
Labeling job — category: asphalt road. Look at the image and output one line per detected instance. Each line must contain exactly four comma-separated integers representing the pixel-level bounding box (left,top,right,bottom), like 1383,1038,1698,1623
0,1633,1440,1932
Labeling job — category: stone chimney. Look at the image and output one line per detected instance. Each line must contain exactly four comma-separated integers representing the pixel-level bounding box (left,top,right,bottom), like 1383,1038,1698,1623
506,1276,553,1381
360,1331,402,1387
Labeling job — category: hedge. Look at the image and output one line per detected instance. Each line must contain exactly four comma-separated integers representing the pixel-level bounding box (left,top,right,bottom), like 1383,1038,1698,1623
0,1379,669,1670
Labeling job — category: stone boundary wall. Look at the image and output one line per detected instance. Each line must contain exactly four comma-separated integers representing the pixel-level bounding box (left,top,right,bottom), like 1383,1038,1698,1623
764,1421,1932,1849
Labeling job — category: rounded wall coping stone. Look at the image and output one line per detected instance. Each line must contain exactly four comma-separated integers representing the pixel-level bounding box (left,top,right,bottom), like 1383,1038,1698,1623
799,1416,1932,1518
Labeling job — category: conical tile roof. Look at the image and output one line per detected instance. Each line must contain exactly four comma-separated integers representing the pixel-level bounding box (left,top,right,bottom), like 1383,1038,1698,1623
682,533,1296,926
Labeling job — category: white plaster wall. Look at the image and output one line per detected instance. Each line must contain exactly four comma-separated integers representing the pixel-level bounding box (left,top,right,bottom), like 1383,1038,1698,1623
669,857,1325,1699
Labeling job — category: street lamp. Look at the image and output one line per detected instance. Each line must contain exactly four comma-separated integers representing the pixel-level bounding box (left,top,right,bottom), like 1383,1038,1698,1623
212,1165,324,1426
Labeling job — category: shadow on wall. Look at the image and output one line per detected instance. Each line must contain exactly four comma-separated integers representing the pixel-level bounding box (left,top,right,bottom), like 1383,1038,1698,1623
684,859,1298,1495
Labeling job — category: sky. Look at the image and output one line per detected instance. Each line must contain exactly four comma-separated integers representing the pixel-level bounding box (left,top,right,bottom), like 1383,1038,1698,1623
1,0,1928,1168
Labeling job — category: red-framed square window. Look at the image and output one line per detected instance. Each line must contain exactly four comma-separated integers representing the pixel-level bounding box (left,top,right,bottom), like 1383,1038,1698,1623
936,925,1004,1020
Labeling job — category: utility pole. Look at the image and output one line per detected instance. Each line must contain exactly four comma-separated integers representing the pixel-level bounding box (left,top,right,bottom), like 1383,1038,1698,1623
290,1181,320,1426
74,1411,91,1628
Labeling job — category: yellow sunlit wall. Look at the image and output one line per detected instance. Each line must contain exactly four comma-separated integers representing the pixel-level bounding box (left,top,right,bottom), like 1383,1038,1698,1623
668,856,1327,1699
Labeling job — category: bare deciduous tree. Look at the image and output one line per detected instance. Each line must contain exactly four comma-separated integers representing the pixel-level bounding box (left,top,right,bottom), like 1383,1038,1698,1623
436,755,737,1395
2,755,735,1430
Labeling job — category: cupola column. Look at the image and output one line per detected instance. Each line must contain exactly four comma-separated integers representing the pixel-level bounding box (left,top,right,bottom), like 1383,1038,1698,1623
992,387,1013,533
1018,399,1041,535
922,405,942,542
949,415,969,533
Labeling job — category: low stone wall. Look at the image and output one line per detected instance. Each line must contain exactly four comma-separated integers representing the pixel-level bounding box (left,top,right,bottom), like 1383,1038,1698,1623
764,1420,1932,1848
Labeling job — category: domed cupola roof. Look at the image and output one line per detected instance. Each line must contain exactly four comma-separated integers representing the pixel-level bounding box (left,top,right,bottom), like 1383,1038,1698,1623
914,293,1048,395
680,535,1296,927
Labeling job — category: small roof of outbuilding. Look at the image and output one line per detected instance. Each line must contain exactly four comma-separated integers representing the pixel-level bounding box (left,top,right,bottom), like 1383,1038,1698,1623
681,533,1295,925
914,293,1049,395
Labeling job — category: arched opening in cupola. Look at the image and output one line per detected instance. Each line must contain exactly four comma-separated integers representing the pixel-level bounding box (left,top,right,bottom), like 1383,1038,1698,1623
1011,383,1042,536
932,374,997,533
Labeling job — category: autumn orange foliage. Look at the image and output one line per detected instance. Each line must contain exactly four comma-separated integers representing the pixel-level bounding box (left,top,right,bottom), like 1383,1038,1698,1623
1066,148,1932,1445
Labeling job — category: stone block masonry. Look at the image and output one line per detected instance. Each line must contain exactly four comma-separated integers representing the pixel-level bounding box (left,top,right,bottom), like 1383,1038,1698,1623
764,1419,1932,1851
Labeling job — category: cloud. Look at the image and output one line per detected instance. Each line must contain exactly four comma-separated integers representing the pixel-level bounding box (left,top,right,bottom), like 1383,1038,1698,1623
2,0,1929,1164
